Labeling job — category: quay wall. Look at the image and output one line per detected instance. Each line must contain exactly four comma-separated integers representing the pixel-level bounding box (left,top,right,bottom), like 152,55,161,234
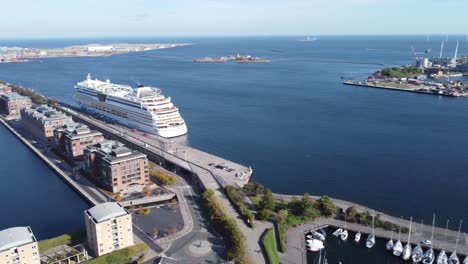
0,117,98,205
343,81,462,97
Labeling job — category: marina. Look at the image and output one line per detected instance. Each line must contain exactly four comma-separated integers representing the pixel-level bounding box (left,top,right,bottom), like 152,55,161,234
286,218,468,264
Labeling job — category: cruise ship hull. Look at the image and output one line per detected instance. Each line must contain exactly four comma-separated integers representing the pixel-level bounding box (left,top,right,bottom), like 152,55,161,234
74,89,188,138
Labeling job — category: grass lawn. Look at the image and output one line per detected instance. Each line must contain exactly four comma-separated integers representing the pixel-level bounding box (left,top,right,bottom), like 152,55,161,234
262,228,280,264
86,243,148,264
38,230,86,253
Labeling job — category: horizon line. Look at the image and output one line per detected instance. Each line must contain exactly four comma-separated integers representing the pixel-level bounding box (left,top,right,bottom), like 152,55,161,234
1,33,468,40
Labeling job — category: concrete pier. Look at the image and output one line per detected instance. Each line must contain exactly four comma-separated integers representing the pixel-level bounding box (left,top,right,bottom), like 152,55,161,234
55,104,253,189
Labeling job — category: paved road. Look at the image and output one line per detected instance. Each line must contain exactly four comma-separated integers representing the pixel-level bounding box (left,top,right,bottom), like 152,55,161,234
144,167,225,263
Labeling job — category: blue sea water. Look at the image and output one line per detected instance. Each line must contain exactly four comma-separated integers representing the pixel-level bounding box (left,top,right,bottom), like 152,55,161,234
1,36,468,243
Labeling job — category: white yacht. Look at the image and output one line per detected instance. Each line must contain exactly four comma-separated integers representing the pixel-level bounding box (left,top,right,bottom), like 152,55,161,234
306,239,325,252
386,224,394,251
449,252,460,264
366,211,376,248
393,221,403,257
437,220,450,264
354,232,361,243
413,245,424,263
423,248,435,264
393,240,403,257
74,74,188,138
402,217,413,260
340,230,348,241
437,250,448,264
423,214,437,264
332,228,343,237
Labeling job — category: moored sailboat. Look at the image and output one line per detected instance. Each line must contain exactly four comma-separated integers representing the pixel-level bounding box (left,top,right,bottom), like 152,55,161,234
393,218,403,257
448,220,463,264
413,245,424,263
437,220,450,264
413,219,425,263
366,210,376,248
422,214,437,264
386,223,394,251
402,217,413,260
341,215,348,241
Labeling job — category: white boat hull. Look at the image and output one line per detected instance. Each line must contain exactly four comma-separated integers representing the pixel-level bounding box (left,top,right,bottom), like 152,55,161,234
75,94,188,138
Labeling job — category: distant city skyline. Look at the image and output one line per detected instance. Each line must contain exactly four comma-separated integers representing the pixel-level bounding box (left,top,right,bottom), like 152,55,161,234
1,0,467,38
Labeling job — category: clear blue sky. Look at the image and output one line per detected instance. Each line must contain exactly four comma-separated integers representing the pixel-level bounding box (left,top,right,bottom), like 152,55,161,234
2,0,467,38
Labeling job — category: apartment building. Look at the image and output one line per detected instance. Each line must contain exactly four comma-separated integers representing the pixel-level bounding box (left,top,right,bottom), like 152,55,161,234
53,122,104,162
21,105,73,140
0,226,40,264
84,202,134,257
0,92,32,119
83,140,150,194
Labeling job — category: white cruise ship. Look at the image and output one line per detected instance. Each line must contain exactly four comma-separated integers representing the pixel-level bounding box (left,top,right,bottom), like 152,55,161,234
74,74,188,138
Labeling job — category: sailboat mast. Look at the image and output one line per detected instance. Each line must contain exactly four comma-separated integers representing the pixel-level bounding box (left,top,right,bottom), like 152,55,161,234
407,217,412,243
454,220,463,252
420,219,424,235
431,214,435,242
372,210,375,235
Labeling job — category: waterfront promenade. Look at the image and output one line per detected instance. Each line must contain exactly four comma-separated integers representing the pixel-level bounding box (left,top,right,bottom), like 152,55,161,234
275,193,468,264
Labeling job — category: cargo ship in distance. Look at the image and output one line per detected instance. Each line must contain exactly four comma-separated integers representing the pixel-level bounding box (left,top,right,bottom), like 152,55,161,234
74,74,188,138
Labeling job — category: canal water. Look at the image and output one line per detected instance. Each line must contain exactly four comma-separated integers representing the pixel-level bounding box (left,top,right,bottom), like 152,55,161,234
1,36,468,244
0,124,88,239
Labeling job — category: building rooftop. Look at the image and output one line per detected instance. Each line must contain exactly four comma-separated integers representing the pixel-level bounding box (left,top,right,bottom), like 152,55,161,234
0,92,30,101
23,105,73,125
61,122,103,140
86,140,146,164
86,202,128,223
0,226,36,252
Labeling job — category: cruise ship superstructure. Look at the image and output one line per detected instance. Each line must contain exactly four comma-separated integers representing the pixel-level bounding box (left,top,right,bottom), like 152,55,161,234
74,74,187,138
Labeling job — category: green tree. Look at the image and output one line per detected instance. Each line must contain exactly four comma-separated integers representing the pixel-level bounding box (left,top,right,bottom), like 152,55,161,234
276,209,288,225
317,196,337,217
258,188,275,211
346,206,358,221
258,209,272,221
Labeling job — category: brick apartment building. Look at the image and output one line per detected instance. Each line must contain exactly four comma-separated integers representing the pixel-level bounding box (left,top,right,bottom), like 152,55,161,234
83,140,149,194
21,105,73,140
53,122,104,162
0,92,32,119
